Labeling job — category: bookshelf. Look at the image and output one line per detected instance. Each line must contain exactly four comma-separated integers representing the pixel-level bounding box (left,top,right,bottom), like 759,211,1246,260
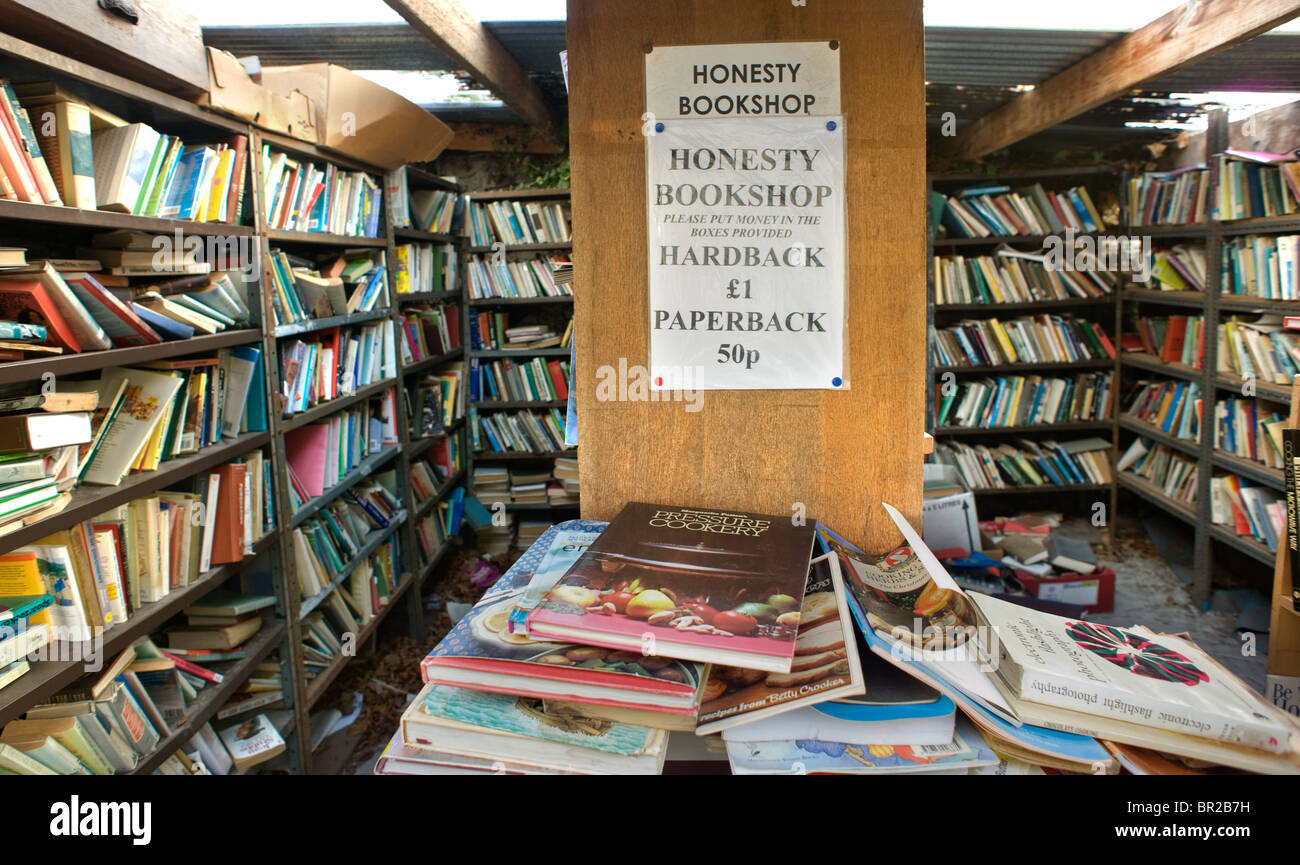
1112,110,1300,596
390,165,468,597
464,187,578,531
926,165,1123,550
0,32,473,774
0,31,289,773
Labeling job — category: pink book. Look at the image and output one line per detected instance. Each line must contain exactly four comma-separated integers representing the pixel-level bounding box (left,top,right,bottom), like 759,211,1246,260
284,423,330,499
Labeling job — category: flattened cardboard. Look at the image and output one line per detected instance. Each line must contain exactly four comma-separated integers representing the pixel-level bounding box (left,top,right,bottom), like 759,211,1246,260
259,63,454,168
201,48,318,142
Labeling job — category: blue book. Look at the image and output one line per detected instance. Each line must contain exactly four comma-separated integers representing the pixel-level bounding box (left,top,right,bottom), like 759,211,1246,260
241,346,268,433
160,147,211,220
130,303,193,340
462,494,493,530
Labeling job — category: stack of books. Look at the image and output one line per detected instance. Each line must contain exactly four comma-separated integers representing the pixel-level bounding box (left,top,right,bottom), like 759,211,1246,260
470,356,570,404
0,246,255,356
279,321,396,415
0,80,250,223
0,451,271,648
472,407,568,454
283,391,400,511
381,500,1300,775
266,248,388,328
937,372,1113,429
1214,150,1300,221
1219,315,1300,384
1216,397,1285,469
507,467,550,504
259,148,382,238
938,182,1106,238
1123,379,1202,442
931,315,1114,368
1124,314,1205,368
466,255,569,300
1118,439,1197,502
933,251,1115,305
394,241,457,295
400,304,460,362
1221,234,1299,299
1147,244,1207,292
1124,166,1210,226
468,198,570,247
936,437,1112,490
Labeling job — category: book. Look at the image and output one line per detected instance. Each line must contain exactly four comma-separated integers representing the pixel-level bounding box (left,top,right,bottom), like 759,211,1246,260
422,523,707,720
80,368,185,485
1043,534,1097,574
25,100,95,209
525,503,815,672
166,616,262,650
217,713,286,772
724,715,997,775
695,551,864,734
401,682,668,775
972,593,1296,753
182,590,276,618
91,123,161,214
0,715,115,774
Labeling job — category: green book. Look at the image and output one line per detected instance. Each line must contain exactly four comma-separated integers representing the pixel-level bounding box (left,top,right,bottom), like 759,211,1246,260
182,590,276,618
0,593,52,623
132,134,169,216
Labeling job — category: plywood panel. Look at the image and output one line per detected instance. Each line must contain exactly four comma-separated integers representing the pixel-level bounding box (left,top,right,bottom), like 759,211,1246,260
568,0,926,553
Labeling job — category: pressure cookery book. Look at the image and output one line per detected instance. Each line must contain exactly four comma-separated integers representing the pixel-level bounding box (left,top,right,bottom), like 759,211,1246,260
524,503,817,672
422,521,707,719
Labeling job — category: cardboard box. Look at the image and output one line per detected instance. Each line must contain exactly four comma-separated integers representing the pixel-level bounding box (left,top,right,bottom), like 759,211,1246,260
201,48,318,142
921,465,980,558
1013,567,1115,614
259,64,455,169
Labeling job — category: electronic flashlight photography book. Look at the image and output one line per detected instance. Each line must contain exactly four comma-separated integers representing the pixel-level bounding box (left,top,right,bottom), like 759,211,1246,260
422,520,708,717
524,503,817,672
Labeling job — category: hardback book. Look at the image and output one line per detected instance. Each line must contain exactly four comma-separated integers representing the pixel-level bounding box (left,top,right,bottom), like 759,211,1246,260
971,592,1297,754
0,412,91,455
723,715,998,775
0,732,90,774
0,740,57,774
166,616,262,651
1043,534,1097,574
26,100,96,209
182,590,276,619
217,713,286,772
401,682,668,775
0,715,116,774
695,552,865,735
80,368,184,485
24,694,139,772
422,522,707,720
92,123,161,214
1285,428,1300,611
375,728,574,775
525,503,816,672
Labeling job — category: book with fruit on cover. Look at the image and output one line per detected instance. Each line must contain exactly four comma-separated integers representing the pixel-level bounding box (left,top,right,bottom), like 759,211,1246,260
695,552,864,735
525,503,816,672
421,521,707,727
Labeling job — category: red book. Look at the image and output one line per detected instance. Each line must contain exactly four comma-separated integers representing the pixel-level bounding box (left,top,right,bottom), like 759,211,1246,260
0,278,80,351
0,88,39,203
209,462,248,566
1089,322,1116,359
63,273,162,347
546,359,569,401
1161,315,1188,364
162,650,224,684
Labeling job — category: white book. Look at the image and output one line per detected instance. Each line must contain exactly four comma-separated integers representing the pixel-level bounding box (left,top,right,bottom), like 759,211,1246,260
971,592,1297,753
89,531,129,627
23,543,92,642
82,368,184,486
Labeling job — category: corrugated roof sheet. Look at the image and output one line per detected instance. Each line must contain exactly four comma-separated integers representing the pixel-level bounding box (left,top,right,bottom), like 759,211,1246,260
201,21,1300,135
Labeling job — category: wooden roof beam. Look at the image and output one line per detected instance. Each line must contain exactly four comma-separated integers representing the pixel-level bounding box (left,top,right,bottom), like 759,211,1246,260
947,0,1300,160
383,0,559,141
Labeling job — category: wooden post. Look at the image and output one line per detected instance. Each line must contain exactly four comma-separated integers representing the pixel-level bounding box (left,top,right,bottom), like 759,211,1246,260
567,0,927,552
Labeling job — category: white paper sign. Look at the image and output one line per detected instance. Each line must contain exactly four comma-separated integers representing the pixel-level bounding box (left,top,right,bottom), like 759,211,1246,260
646,115,847,390
645,41,841,120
